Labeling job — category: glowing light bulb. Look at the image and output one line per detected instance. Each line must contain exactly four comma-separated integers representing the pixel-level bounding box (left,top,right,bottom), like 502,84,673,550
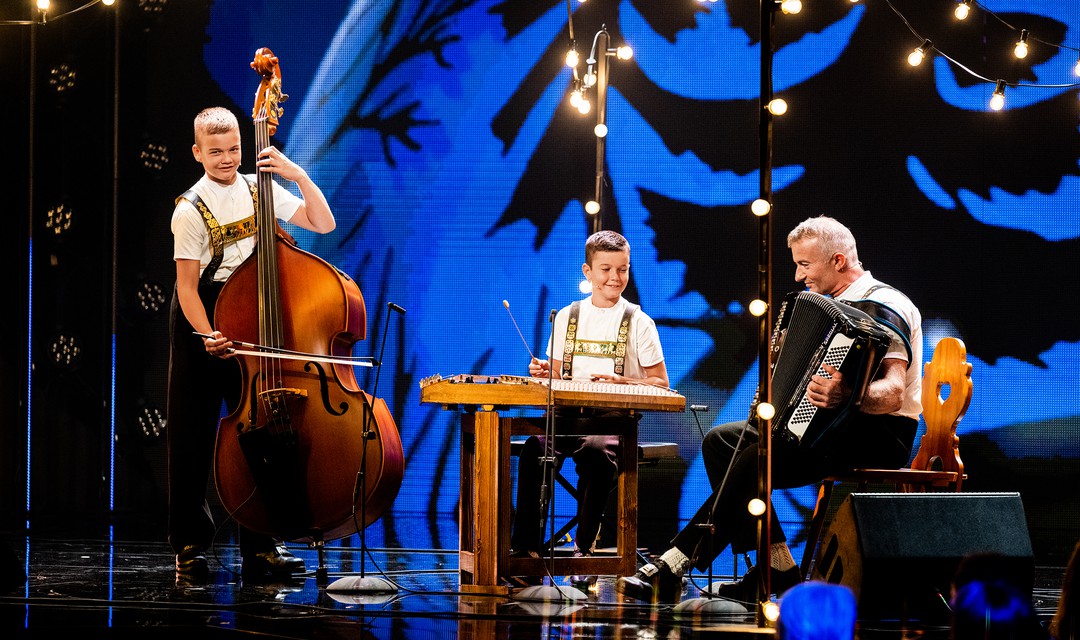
756,402,776,421
748,498,766,517
954,1,970,20
1074,58,1080,76
577,98,591,115
751,198,771,216
579,279,591,294
990,80,1006,111
766,98,788,115
37,0,50,10
102,0,115,5
569,90,582,108
594,123,608,138
748,299,768,316
908,40,932,67
616,46,633,61
565,49,579,68
585,200,600,214
780,0,802,15
583,71,596,87
1014,30,1029,59
763,601,781,622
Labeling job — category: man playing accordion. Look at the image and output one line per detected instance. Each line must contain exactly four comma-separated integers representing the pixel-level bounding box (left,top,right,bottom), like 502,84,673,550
616,215,923,604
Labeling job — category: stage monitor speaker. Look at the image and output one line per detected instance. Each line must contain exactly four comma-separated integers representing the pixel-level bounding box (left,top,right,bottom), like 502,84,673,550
811,492,1034,620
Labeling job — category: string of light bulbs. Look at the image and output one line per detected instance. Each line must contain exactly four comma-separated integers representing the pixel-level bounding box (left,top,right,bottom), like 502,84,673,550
887,0,1080,111
694,0,1080,111
0,0,116,26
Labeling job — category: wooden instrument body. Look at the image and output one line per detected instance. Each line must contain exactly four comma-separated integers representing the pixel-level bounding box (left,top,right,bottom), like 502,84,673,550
214,238,404,541
209,47,404,543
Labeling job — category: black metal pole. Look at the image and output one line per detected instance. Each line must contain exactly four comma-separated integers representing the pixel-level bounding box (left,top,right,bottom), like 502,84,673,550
756,0,776,624
591,27,610,235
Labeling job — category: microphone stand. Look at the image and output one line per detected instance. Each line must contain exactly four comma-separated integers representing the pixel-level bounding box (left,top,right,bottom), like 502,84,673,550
514,308,585,602
327,302,406,597
673,402,758,615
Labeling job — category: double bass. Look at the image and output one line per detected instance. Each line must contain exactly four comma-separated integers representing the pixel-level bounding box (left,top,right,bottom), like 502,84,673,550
213,48,404,543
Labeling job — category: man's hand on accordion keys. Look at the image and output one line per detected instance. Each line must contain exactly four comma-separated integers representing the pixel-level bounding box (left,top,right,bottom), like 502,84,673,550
806,363,851,409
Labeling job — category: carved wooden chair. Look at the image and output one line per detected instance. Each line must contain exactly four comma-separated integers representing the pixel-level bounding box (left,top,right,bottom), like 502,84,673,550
799,336,973,579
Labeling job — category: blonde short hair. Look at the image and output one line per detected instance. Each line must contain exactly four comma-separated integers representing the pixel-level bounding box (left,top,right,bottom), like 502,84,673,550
193,107,238,144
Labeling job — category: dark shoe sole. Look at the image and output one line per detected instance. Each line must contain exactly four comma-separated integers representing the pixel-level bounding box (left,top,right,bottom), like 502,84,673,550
615,575,655,602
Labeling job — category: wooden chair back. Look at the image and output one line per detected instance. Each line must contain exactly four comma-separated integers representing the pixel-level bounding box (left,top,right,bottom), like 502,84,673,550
907,336,972,490
798,336,974,578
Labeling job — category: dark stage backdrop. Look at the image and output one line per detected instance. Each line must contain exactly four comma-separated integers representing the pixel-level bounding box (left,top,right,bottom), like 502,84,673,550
7,1,1080,569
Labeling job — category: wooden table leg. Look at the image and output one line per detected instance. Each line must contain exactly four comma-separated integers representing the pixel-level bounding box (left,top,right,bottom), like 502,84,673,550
459,410,509,595
617,419,639,578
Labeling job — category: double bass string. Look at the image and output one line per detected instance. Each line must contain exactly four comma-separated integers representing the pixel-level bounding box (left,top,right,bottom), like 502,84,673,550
253,108,279,397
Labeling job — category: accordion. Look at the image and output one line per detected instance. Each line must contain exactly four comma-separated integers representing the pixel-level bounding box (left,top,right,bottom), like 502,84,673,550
769,291,892,449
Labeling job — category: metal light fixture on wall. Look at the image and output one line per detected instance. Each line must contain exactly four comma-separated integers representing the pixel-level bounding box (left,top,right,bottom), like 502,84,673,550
136,404,166,440
44,204,73,237
139,143,169,172
136,281,167,315
49,334,82,370
48,64,76,92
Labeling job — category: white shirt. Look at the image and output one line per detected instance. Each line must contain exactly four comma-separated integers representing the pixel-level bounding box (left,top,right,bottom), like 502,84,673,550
838,272,923,420
545,297,664,381
172,174,302,283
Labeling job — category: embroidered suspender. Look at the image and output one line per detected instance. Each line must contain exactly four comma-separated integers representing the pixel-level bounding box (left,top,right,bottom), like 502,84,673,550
561,302,579,379
175,176,259,286
615,303,638,375
560,301,639,379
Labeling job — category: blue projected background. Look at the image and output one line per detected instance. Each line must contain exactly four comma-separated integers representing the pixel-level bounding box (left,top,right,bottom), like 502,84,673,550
196,0,1080,566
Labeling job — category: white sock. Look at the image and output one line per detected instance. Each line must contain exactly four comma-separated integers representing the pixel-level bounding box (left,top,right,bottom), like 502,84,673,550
658,547,691,576
769,543,796,572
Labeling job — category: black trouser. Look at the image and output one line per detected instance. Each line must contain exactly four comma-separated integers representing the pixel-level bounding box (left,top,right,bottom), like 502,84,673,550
166,281,278,557
511,427,621,554
673,414,916,571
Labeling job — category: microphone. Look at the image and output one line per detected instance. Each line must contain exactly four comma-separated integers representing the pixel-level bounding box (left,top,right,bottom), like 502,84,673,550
502,300,536,361
690,404,709,412
388,302,406,314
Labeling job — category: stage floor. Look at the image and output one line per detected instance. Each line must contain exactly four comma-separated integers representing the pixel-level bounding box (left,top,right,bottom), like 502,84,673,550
0,531,1066,639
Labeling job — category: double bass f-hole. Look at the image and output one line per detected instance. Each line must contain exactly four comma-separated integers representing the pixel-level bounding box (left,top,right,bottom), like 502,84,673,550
211,47,404,543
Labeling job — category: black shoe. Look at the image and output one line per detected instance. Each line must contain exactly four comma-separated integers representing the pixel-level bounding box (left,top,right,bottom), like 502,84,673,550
175,545,208,580
615,560,683,604
710,564,802,602
242,545,306,579
569,549,598,590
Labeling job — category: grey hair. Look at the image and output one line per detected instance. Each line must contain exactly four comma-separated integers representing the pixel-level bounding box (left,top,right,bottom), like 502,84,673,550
786,216,860,266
